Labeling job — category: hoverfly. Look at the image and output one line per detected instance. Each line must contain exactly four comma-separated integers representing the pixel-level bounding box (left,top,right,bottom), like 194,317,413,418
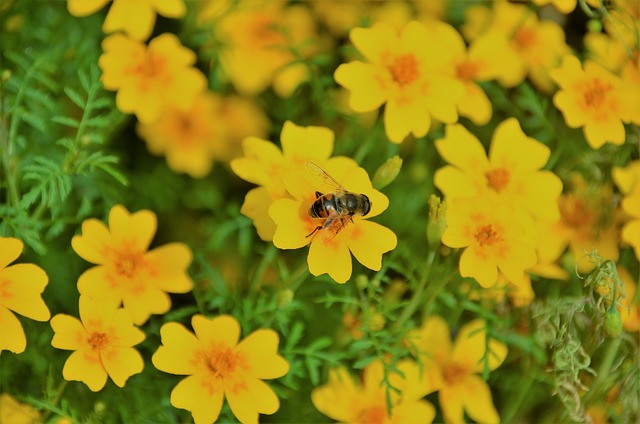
305,162,372,239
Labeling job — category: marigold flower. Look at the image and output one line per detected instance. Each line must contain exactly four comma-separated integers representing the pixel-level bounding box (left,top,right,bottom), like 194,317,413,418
231,121,343,241
202,1,318,97
152,314,289,424
442,197,537,287
50,296,145,392
137,90,267,173
434,118,563,222
269,161,397,284
408,316,508,424
431,21,520,125
0,393,41,423
550,54,634,149
311,359,436,423
99,33,207,124
71,204,193,325
67,0,185,41
0,237,50,354
335,21,465,143
464,1,570,92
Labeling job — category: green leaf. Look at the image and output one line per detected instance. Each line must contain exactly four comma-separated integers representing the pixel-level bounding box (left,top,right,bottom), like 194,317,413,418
64,86,85,109
52,115,81,128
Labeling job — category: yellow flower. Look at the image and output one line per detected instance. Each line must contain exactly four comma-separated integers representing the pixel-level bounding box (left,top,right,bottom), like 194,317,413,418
152,314,289,424
536,174,620,274
231,121,341,241
50,296,145,392
550,54,634,149
269,161,397,284
71,204,193,325
431,21,521,125
434,118,563,222
0,237,50,354
408,316,508,424
311,359,436,424
335,21,465,143
137,92,228,178
613,160,640,195
442,196,537,288
0,393,41,424
99,33,207,124
465,1,570,92
213,96,269,163
204,1,318,97
618,267,639,332
67,0,186,41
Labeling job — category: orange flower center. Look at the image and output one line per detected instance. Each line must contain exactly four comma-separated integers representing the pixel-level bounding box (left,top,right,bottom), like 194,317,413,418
486,168,511,192
389,54,420,86
559,195,592,228
583,78,612,108
475,224,501,246
136,51,166,79
514,26,536,49
88,332,109,351
456,60,480,81
113,247,146,279
357,405,387,424
443,362,470,387
207,347,239,379
249,15,284,48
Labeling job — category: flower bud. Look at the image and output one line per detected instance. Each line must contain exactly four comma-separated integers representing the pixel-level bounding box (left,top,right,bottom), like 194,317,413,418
427,194,447,247
603,308,622,338
277,289,294,308
372,156,402,189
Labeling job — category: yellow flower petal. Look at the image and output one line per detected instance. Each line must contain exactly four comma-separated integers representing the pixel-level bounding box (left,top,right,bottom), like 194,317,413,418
152,0,186,18
496,240,537,283
121,285,171,326
109,205,157,252
270,198,312,249
50,314,88,351
145,243,193,293
76,266,116,300
0,237,22,269
435,124,489,176
622,220,640,260
439,385,465,424
71,219,112,264
384,95,430,143
308,235,352,283
457,82,492,125
170,374,224,424
311,368,359,422
153,322,202,375
0,264,50,321
460,375,500,423
192,315,240,349
109,308,146,347
350,22,398,65
230,137,285,185
334,62,390,112
103,0,156,41
0,307,26,354
584,118,625,149
281,121,334,164
459,246,499,288
392,400,436,424
235,329,289,379
345,220,397,271
62,348,108,392
66,0,108,16
241,187,278,241
452,319,508,372
101,346,144,387
409,315,452,366
434,166,479,200
226,377,280,424
489,118,550,171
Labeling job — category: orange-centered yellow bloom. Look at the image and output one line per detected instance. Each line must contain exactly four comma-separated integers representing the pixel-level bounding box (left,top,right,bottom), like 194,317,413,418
152,314,289,424
335,21,464,143
435,118,563,222
550,54,634,149
408,316,508,424
0,393,41,423
231,121,350,241
50,296,145,392
67,0,186,41
71,204,193,325
269,161,397,284
442,197,537,288
99,33,207,124
311,359,436,423
0,237,50,354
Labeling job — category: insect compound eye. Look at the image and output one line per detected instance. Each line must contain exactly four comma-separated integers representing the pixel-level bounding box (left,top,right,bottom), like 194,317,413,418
361,194,371,216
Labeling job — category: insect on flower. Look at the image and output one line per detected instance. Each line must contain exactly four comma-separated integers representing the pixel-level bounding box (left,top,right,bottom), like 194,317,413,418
305,162,371,239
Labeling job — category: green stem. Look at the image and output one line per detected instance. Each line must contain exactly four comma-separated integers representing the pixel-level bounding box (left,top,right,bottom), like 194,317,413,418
40,379,68,422
582,336,622,405
501,358,535,423
249,243,278,294
393,249,437,331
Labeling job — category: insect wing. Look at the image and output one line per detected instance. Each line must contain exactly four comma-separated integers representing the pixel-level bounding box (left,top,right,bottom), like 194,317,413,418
323,213,352,240
305,162,346,193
